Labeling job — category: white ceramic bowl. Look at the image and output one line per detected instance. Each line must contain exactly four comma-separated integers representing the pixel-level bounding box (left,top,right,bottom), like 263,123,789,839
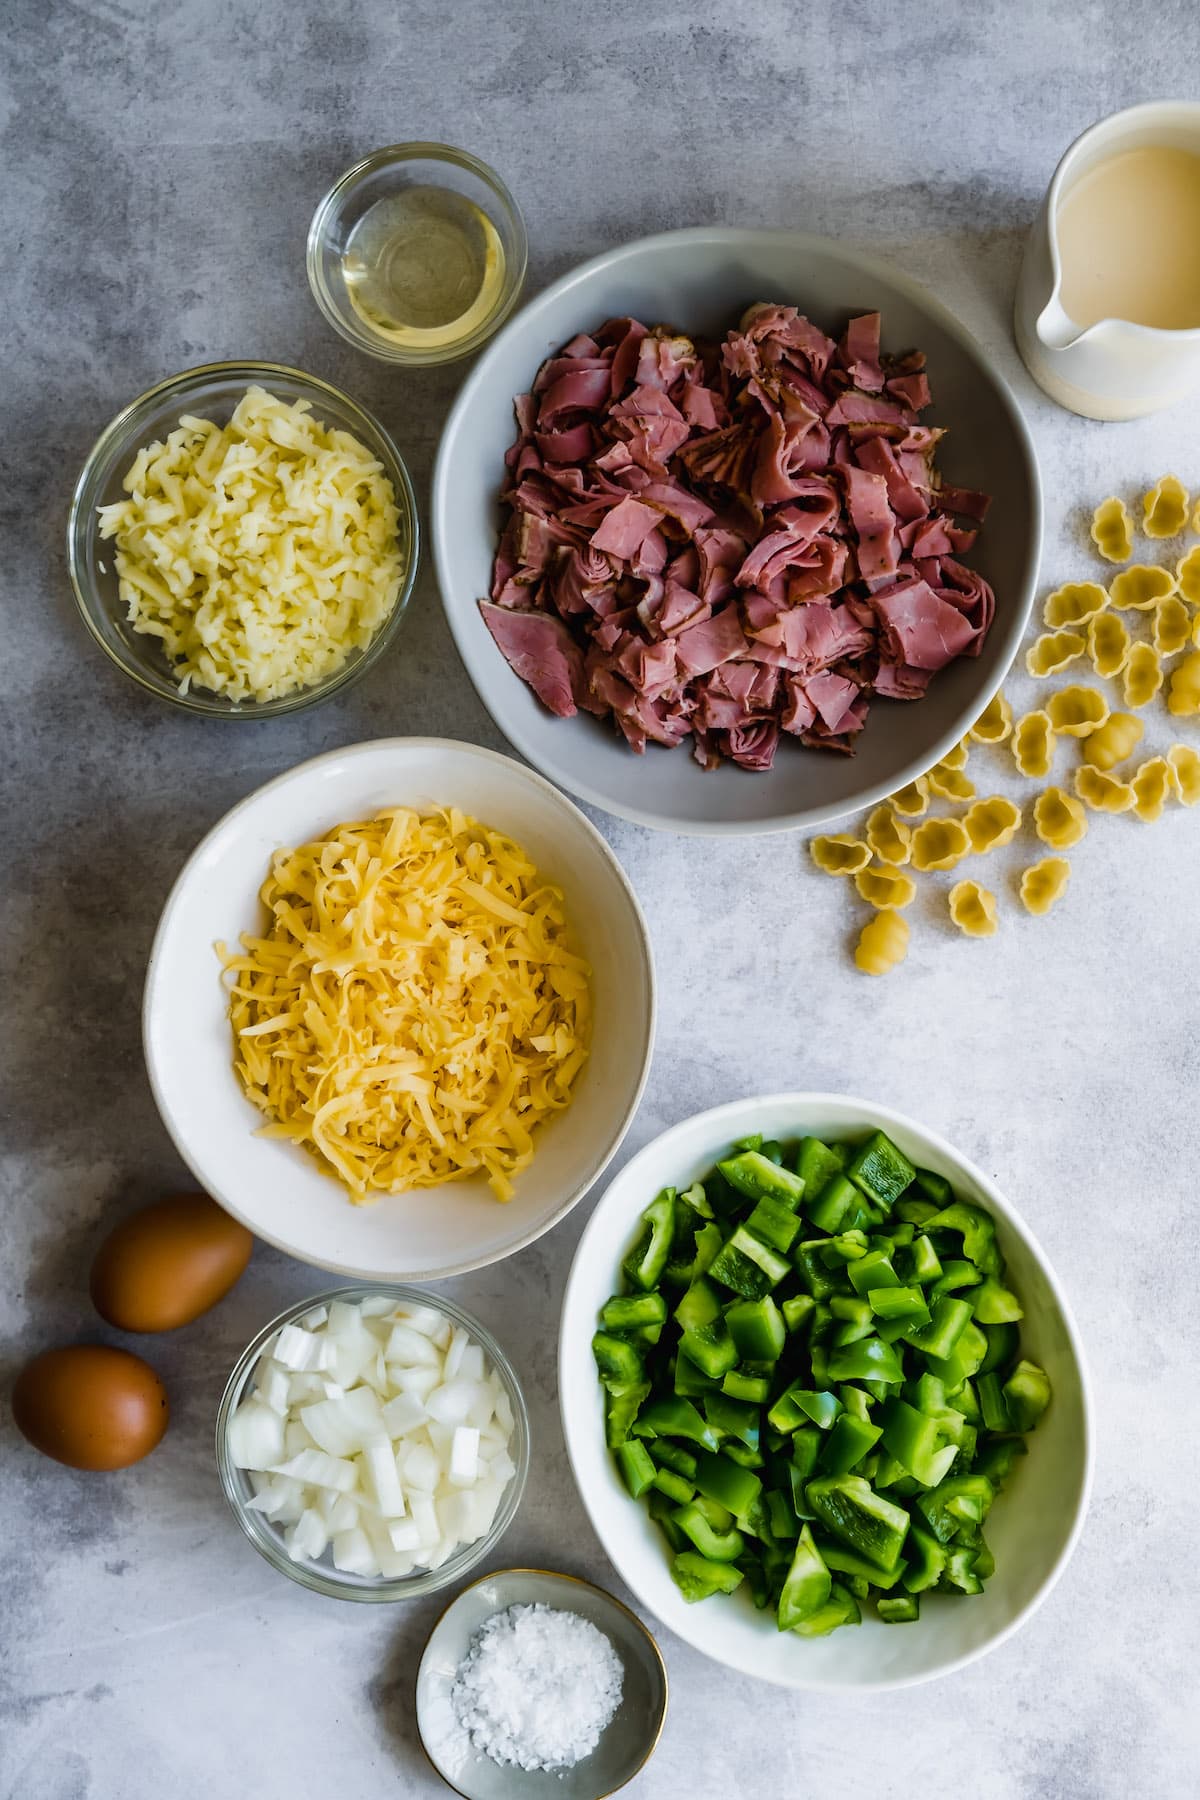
434,227,1042,836
144,738,654,1280
559,1093,1091,1691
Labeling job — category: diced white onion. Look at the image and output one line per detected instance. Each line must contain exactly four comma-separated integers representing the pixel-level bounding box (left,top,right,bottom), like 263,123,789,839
228,1296,517,1580
228,1399,286,1471
449,1426,480,1486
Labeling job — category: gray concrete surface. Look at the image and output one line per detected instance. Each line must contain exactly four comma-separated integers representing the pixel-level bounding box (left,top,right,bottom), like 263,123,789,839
3,3,1199,1795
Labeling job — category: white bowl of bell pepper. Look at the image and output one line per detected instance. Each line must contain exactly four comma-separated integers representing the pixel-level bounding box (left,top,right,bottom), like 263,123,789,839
559,1093,1091,1690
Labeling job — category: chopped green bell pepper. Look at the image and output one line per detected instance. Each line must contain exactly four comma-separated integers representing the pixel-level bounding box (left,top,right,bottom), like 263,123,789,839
924,1201,1001,1275
745,1195,804,1253
826,1336,904,1384
718,1149,807,1207
806,1174,859,1234
722,1369,771,1404
679,1180,713,1219
942,1545,983,1594
976,1371,1011,1433
877,1594,920,1622
725,1295,786,1363
768,1382,843,1433
638,1397,720,1450
848,1250,900,1295
671,1501,745,1562
796,1136,846,1194
600,1291,668,1334
679,1318,738,1382
877,1397,958,1488
819,1412,883,1475
709,1227,791,1298
652,1466,695,1505
605,1382,650,1447
674,1276,720,1331
781,1293,816,1335
972,1278,1024,1324
904,1296,974,1360
1003,1359,1052,1430
692,1449,762,1519
846,1131,916,1209
916,1473,995,1544
912,1167,953,1206
777,1523,832,1630
806,1474,910,1573
900,1521,946,1592
592,1332,645,1392
623,1189,677,1290
790,1579,862,1636
978,1320,1020,1375
650,1439,697,1480
671,1551,745,1602
868,1285,930,1323
703,1390,760,1450
615,1439,656,1497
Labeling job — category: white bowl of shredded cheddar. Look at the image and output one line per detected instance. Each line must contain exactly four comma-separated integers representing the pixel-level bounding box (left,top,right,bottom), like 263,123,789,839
68,363,417,716
143,739,655,1281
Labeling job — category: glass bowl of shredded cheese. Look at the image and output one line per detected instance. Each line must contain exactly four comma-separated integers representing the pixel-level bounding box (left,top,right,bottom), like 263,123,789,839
67,362,418,715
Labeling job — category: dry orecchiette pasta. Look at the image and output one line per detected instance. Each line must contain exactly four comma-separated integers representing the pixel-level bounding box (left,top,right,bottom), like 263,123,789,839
1043,581,1109,629
1033,786,1088,849
854,908,909,976
1131,756,1174,822
1025,630,1086,678
810,834,872,875
1087,611,1130,679
1153,595,1192,657
1142,474,1190,540
854,864,917,909
1090,496,1134,564
1080,710,1143,771
1193,497,1200,536
910,817,972,873
948,879,998,938
1074,763,1135,814
1020,857,1071,916
962,795,1022,854
1123,642,1164,708
1012,710,1056,778
865,805,912,866
1177,544,1200,607
1045,684,1109,737
1109,564,1176,611
938,740,970,771
890,776,931,818
968,692,1013,744
927,763,976,801
1167,651,1200,718
1168,744,1200,805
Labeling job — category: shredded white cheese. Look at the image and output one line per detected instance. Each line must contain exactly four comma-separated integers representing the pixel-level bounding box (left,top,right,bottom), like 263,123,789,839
219,807,590,1202
97,385,404,703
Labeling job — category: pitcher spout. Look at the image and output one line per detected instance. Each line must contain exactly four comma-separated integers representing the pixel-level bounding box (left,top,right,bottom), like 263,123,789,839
1035,296,1088,352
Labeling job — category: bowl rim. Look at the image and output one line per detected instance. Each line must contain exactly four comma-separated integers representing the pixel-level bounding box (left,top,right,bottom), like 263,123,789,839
557,1089,1094,1692
214,1283,530,1601
66,359,420,718
306,140,529,366
413,1563,669,1797
432,224,1043,836
141,734,657,1281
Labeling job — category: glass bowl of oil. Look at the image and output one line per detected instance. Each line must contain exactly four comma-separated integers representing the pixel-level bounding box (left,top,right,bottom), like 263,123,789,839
307,143,528,366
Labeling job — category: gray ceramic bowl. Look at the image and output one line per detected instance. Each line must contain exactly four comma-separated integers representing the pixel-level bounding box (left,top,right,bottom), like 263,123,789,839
433,227,1042,835
415,1568,668,1798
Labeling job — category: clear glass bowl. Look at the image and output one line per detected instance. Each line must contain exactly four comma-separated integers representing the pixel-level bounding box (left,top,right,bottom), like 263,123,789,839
215,1284,530,1602
307,143,527,366
66,362,419,718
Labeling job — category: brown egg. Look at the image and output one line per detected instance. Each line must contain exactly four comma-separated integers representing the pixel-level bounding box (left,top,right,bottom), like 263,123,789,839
12,1345,168,1470
90,1192,254,1333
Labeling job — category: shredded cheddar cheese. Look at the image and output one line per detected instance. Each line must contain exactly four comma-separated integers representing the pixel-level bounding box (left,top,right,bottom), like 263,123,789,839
219,808,590,1202
97,386,404,703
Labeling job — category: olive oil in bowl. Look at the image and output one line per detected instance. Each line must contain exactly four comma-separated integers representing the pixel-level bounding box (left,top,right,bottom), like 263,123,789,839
341,187,506,353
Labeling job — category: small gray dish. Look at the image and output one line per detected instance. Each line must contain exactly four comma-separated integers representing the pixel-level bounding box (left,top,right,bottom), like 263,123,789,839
415,1567,668,1798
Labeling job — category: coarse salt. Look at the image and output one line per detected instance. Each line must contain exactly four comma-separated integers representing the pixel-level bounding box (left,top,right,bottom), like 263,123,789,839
449,1602,623,1772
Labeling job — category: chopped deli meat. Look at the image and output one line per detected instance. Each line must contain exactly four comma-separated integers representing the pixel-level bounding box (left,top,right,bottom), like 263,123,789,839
481,305,993,768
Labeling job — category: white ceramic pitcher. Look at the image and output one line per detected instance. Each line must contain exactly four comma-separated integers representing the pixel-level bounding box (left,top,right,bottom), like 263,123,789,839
1015,100,1200,420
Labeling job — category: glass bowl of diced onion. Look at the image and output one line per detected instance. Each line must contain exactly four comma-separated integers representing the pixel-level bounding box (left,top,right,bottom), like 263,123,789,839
215,1285,530,1601
66,361,419,717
